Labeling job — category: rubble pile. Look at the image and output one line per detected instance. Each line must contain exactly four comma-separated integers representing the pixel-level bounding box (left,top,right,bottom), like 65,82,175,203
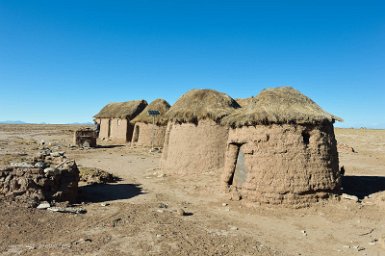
0,148,79,206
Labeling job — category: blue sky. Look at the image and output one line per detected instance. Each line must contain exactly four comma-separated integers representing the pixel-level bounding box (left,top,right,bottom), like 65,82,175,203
0,0,384,127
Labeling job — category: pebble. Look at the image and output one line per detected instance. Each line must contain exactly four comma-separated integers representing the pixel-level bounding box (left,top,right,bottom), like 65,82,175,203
229,226,238,231
301,230,307,236
100,203,110,207
222,203,228,207
34,162,45,168
341,193,359,202
36,202,51,209
156,234,162,238
158,203,168,209
176,208,186,216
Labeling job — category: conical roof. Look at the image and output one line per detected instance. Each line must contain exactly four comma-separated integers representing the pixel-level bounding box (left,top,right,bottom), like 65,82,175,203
131,99,171,125
222,87,342,127
165,89,240,123
94,100,148,119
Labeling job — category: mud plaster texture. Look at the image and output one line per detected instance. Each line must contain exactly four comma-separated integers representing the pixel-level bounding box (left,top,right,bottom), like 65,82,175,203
97,118,110,140
109,118,134,143
223,123,341,206
0,160,79,206
131,122,167,147
161,119,229,176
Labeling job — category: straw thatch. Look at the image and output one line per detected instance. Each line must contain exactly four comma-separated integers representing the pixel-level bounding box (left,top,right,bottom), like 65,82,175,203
222,87,342,127
94,100,148,119
131,99,171,125
235,97,255,107
165,89,240,123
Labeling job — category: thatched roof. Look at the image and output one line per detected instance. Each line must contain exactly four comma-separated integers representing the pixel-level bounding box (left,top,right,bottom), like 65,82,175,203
222,87,342,127
236,97,255,107
165,89,241,123
131,99,171,125
94,100,148,119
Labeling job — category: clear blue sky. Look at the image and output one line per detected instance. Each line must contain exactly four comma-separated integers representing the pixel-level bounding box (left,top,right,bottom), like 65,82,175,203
0,0,384,127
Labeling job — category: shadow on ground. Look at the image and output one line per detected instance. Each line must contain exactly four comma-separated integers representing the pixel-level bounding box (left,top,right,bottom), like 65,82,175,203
79,183,143,203
96,145,125,149
342,175,385,199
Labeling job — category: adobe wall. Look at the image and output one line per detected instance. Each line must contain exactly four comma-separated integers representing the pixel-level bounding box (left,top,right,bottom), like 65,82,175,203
99,118,110,140
223,123,340,205
161,119,229,175
132,122,167,147
109,118,134,143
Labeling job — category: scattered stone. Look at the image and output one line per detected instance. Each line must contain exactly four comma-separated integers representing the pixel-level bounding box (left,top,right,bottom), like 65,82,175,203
34,162,45,168
158,203,168,208
176,208,186,216
48,207,86,214
341,193,359,202
10,162,34,168
229,226,238,231
352,245,365,252
36,202,51,209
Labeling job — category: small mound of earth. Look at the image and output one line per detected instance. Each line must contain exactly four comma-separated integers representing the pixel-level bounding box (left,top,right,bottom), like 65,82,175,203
79,167,119,184
338,143,357,153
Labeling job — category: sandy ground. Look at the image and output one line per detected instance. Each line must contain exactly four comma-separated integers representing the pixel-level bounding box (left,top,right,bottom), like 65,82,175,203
0,124,384,256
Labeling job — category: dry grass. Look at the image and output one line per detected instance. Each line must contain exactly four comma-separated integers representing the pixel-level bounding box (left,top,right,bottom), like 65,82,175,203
165,89,240,123
222,86,342,127
235,97,255,107
131,99,171,125
94,100,148,119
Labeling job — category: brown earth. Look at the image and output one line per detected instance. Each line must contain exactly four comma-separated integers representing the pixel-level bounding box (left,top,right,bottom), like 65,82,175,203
0,124,384,256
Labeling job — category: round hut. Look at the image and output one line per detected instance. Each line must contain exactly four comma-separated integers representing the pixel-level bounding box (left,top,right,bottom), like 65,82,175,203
131,99,171,147
94,100,148,143
161,89,240,175
221,87,342,205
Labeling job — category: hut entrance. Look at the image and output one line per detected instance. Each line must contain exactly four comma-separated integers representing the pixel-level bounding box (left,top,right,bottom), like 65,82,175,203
132,125,140,143
107,119,111,138
226,143,247,187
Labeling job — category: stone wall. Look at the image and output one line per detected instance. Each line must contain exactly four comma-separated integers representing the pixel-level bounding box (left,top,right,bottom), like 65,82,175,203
0,149,79,206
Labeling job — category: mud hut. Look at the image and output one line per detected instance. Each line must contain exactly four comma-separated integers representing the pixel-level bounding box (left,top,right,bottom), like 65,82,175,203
221,87,342,205
131,99,171,147
94,100,148,143
161,89,240,175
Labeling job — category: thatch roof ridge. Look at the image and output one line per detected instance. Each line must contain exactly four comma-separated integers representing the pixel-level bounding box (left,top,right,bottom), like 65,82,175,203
222,86,342,127
131,98,171,125
165,89,241,123
94,100,148,119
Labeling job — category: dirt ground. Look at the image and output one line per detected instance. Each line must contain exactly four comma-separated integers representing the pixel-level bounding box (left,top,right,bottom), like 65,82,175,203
0,124,384,256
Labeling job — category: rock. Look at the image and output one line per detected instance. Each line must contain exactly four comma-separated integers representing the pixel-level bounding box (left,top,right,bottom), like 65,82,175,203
47,207,86,214
10,162,34,168
34,162,45,168
341,193,359,202
176,208,186,216
352,245,365,252
222,203,228,207
50,152,61,157
156,209,164,213
301,230,307,236
36,202,51,209
100,203,110,207
229,226,238,231
43,167,57,176
158,203,168,208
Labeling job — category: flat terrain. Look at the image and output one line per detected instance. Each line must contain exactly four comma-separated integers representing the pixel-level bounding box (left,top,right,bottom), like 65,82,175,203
0,124,384,256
